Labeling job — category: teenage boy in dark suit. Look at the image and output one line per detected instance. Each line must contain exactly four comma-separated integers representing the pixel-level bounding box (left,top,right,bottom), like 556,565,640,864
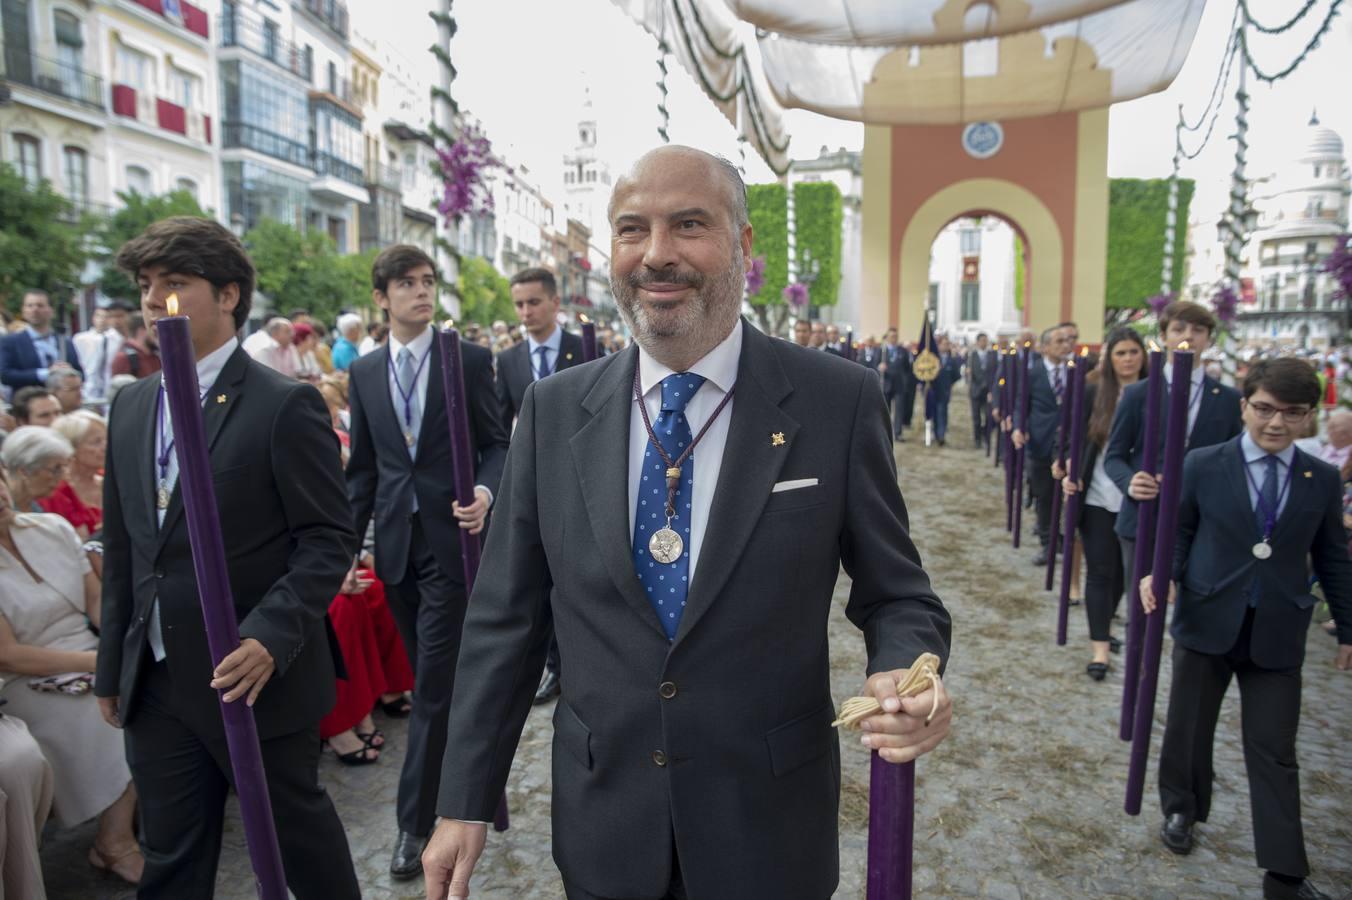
1140,357,1351,900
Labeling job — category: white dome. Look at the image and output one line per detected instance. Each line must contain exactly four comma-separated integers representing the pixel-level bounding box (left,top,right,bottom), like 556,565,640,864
1300,113,1344,161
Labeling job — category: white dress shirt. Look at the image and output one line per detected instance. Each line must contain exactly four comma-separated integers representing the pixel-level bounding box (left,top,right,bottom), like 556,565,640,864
73,328,124,398
627,324,742,582
1162,362,1206,437
527,325,563,382
148,337,240,661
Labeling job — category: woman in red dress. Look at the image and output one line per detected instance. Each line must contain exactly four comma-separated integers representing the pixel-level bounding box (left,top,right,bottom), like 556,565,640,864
317,375,415,764
39,411,106,537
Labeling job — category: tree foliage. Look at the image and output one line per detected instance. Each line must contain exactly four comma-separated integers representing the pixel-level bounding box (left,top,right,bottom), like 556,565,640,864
244,219,376,326
746,183,788,333
97,189,209,303
0,164,91,316
792,182,842,310
456,254,513,326
1105,178,1194,311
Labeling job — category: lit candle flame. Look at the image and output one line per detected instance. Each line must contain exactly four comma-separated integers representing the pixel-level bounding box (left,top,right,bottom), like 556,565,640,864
167,293,179,316
1023,341,1032,348
1080,346,1089,357
444,319,455,330
1178,340,1190,351
578,313,591,325
1149,340,1161,352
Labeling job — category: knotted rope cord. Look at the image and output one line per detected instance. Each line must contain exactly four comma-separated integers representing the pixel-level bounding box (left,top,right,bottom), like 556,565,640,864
833,653,942,730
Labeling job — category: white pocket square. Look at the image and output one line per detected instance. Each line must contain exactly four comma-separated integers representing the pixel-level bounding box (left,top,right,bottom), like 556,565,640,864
772,478,819,493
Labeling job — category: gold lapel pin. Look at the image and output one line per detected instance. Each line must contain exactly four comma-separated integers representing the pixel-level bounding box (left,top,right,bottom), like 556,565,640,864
1303,470,1312,478
1211,387,1220,394
771,432,786,447
216,394,227,404
565,352,573,361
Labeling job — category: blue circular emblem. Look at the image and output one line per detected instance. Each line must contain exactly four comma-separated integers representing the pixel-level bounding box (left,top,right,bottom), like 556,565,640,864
962,121,1004,159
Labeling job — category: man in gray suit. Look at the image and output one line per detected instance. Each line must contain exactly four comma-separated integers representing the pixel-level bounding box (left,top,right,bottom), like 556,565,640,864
422,146,953,900
965,331,993,447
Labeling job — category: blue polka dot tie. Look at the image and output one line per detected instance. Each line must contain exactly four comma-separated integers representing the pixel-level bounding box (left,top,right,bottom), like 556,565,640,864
634,372,705,641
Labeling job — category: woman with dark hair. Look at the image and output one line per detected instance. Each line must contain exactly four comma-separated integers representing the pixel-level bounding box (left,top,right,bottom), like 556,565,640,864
1062,327,1146,679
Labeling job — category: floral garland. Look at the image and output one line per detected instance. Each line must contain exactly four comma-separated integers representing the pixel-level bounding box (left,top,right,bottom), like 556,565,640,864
434,124,504,226
782,281,809,308
744,255,766,297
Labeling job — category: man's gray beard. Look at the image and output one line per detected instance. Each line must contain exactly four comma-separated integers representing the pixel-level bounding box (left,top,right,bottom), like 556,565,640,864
612,250,744,360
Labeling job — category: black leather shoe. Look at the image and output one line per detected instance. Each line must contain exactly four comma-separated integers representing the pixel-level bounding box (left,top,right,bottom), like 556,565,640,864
1263,873,1332,900
1086,662,1108,681
1159,814,1193,855
533,669,561,705
390,831,424,879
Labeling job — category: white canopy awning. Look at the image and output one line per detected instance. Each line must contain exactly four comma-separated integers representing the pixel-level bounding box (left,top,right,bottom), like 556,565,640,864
756,0,1205,124
723,0,1132,46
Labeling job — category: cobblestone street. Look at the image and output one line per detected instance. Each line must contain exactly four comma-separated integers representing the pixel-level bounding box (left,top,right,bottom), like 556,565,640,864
41,393,1352,899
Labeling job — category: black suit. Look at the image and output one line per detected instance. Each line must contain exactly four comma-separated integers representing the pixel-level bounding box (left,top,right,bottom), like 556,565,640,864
1158,438,1352,877
923,353,962,443
437,321,951,898
346,334,510,837
95,346,359,898
493,329,587,683
1021,360,1065,545
885,344,915,437
0,328,83,390
965,349,993,446
494,330,586,431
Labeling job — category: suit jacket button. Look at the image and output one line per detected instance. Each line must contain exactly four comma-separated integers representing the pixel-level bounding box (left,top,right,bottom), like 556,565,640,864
658,681,677,699
154,569,165,579
651,750,667,767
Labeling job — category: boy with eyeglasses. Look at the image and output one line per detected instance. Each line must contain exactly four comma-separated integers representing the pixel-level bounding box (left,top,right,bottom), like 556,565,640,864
1140,357,1352,900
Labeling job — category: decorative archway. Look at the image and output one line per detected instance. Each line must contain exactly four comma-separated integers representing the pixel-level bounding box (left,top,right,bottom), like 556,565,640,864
861,108,1109,342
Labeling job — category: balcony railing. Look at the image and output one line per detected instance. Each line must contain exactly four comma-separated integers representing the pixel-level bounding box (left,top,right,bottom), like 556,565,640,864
219,11,312,81
223,121,310,168
313,152,363,187
367,162,401,191
298,0,349,41
1,45,104,110
128,0,210,39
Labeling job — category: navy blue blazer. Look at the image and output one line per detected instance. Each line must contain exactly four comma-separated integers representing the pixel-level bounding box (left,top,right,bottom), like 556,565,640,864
927,354,962,401
1170,438,1352,668
0,329,83,390
1104,374,1242,540
1021,359,1064,461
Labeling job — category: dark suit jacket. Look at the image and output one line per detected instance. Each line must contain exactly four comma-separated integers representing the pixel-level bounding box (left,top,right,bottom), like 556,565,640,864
857,346,884,371
1022,360,1064,461
494,330,586,430
1170,438,1352,668
437,320,950,899
346,336,510,585
965,349,992,398
928,353,962,402
0,329,83,389
1104,374,1242,539
94,347,355,740
883,344,912,397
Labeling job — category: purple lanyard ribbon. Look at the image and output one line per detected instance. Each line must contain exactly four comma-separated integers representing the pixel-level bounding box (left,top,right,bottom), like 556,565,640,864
1240,443,1295,542
156,383,209,483
387,346,432,431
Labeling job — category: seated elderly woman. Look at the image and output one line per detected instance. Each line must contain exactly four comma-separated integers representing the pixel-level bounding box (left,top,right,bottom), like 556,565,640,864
1,428,72,515
44,368,84,415
0,471,141,884
38,412,105,537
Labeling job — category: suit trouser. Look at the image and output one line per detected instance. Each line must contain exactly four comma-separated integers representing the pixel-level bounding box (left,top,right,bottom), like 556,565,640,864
1079,505,1123,641
970,391,990,446
1158,611,1308,877
1027,455,1054,545
893,379,915,433
932,396,950,441
124,658,359,899
563,840,687,900
386,516,468,836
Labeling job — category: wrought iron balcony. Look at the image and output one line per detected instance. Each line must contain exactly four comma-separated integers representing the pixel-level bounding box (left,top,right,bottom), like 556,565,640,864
1,44,104,110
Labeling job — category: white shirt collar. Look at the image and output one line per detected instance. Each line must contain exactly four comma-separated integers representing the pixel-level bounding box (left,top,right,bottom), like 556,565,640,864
25,325,53,342
637,321,743,400
1240,431,1296,468
527,325,562,355
387,325,434,363
1162,361,1206,387
1042,356,1064,372
193,337,240,394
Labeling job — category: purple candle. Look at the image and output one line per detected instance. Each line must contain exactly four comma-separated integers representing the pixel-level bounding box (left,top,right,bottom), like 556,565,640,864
1003,350,1016,528
1125,345,1193,815
579,315,598,363
1045,354,1077,593
994,353,1007,471
437,324,510,833
1120,347,1165,741
157,297,287,900
1011,345,1031,548
1055,352,1089,642
866,752,915,900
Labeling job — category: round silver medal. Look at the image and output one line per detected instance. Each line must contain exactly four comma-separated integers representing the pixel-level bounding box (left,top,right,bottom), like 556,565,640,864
404,430,415,448
1252,541,1272,560
649,527,684,564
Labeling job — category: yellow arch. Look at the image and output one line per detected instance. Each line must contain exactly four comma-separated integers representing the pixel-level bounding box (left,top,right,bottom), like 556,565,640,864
897,178,1064,338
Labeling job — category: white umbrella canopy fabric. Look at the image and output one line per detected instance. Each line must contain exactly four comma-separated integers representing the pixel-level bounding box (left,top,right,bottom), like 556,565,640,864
722,0,1132,47
755,0,1205,124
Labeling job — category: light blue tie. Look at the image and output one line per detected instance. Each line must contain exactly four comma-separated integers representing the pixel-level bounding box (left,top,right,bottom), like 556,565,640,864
633,373,705,641
398,346,421,456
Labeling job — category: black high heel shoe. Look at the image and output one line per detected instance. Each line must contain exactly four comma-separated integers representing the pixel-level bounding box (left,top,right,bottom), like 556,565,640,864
1086,662,1109,681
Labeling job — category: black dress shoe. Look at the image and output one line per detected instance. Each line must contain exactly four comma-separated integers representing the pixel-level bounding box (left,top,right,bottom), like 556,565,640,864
533,669,561,705
390,830,425,879
1263,873,1332,900
1159,813,1193,855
